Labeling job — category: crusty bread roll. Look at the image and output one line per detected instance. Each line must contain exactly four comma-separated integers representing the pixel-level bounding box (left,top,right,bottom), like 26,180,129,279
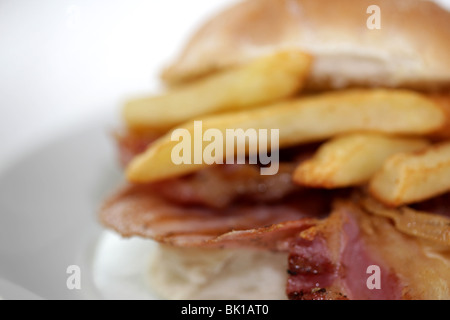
148,244,288,300
162,0,450,90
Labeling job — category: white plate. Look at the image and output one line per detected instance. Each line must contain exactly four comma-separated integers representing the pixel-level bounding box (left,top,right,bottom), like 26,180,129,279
0,113,159,300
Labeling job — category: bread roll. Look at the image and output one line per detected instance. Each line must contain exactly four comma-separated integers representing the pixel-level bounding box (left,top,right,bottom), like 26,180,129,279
162,0,450,90
148,244,288,300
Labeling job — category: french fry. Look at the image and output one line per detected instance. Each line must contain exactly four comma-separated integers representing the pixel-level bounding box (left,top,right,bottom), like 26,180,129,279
126,89,445,183
369,142,450,206
293,133,429,188
428,94,450,139
124,51,312,131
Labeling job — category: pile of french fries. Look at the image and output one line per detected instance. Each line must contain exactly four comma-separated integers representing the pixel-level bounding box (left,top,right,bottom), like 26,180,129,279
122,51,450,236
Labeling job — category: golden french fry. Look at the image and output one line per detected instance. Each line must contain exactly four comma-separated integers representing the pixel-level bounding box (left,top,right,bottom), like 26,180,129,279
124,51,312,131
293,133,429,188
369,142,450,206
126,89,445,183
428,94,450,139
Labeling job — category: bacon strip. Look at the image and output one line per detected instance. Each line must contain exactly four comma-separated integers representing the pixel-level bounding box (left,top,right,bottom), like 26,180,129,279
287,201,450,300
287,202,402,300
113,130,161,167
411,192,450,218
154,163,303,208
99,183,333,249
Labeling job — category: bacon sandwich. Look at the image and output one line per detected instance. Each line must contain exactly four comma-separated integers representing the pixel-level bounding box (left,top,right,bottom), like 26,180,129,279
100,0,450,300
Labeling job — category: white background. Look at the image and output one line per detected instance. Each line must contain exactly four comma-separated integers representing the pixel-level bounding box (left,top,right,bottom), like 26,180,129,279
0,0,237,172
0,0,449,173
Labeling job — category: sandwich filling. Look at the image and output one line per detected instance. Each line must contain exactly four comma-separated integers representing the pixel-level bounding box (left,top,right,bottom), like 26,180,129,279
100,134,450,299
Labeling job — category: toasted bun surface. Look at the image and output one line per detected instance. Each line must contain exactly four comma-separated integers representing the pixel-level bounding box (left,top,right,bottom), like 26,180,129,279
162,0,450,90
